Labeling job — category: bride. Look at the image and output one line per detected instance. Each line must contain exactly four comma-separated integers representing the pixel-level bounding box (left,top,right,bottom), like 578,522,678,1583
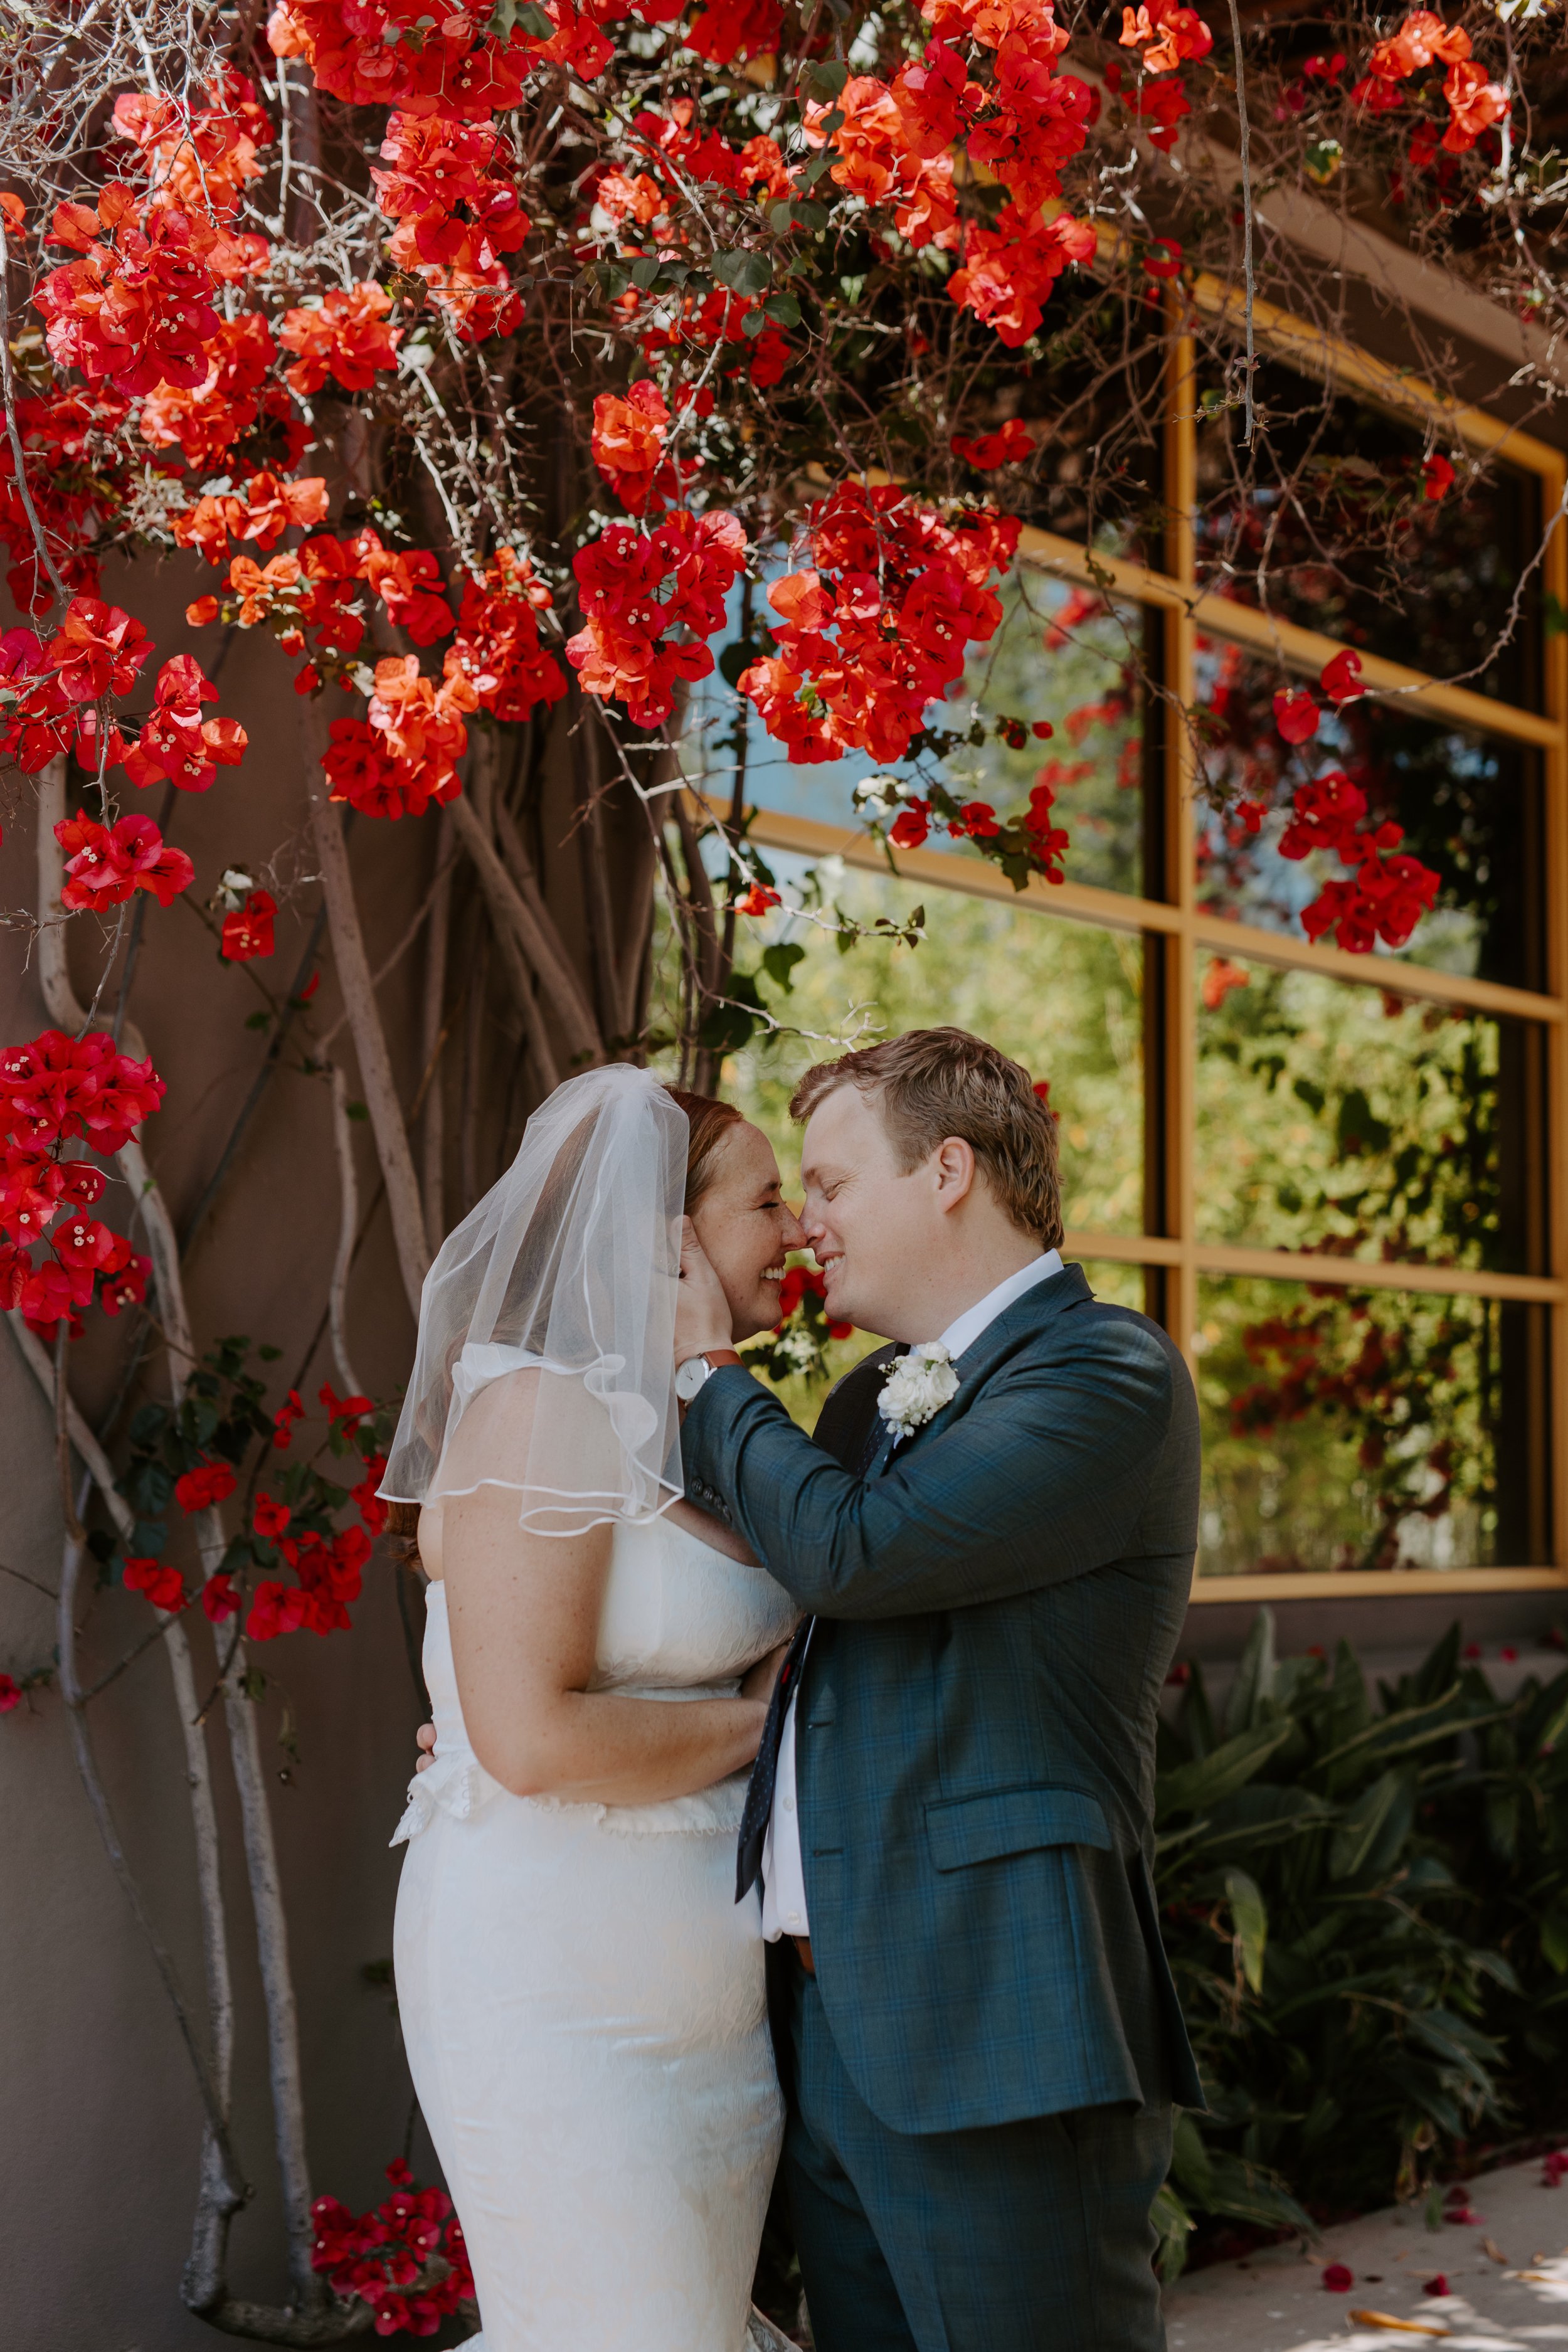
381,1065,804,2352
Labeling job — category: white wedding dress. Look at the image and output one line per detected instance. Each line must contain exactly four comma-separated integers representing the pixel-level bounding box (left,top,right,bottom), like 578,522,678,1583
391,1508,798,2352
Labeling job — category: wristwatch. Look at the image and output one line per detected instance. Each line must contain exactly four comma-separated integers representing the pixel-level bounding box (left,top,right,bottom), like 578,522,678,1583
675,1349,741,1405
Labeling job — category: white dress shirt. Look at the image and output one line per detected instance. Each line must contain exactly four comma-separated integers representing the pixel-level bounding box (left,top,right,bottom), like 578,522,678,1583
760,1249,1066,1943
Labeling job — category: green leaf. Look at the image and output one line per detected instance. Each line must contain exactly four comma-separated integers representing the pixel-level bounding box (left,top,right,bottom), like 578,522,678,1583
346,1099,369,1121
763,291,800,328
761,941,805,993
245,1009,271,1031
1224,1606,1277,1737
769,201,795,235
1151,2181,1194,2285
740,309,766,337
1156,1720,1294,1821
801,152,835,189
513,0,555,31
805,58,849,97
1328,1766,1414,1882
1169,2111,1213,2201
630,254,662,290
1224,1867,1268,1993
714,249,772,297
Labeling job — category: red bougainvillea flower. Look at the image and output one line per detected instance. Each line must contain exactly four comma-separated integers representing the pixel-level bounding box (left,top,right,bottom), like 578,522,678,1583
0,1029,165,1155
124,1555,188,1611
56,812,194,911
1422,2274,1450,2296
123,653,249,792
44,595,152,704
98,1236,151,1317
568,508,747,729
890,799,932,849
951,420,1036,469
733,884,781,916
175,1459,237,1513
277,282,401,395
1142,238,1184,279
248,1579,309,1641
1273,686,1319,744
320,1380,373,1428
1322,2263,1353,2292
1320,649,1364,705
948,206,1096,349
1423,451,1456,501
221,890,277,961
254,1493,292,1540
352,1456,389,1537
203,1572,241,1624
739,484,1018,768
0,1673,19,1714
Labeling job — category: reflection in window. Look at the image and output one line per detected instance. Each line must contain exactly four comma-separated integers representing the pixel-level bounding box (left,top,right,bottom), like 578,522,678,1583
1196,1276,1549,1576
1194,359,1539,709
710,869,1147,1237
1192,637,1544,989
681,571,1159,901
1195,961,1547,1275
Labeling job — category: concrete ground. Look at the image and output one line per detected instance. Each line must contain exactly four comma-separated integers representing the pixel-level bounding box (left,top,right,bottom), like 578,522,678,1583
1164,2156,1568,2348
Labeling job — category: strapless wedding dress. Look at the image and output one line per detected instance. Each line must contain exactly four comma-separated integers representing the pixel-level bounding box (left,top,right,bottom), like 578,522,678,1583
391,1512,798,2351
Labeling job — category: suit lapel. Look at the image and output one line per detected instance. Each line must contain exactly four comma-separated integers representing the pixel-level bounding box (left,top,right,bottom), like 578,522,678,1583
879,1260,1094,1469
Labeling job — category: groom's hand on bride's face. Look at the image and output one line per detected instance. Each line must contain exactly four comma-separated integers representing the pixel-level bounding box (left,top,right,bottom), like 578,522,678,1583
415,1720,436,1773
675,1216,736,1365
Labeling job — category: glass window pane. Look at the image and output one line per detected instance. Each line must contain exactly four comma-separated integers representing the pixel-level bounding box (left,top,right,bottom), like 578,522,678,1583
1195,959,1548,1275
1074,1257,1157,1313
710,869,1147,1238
1194,358,1540,711
1195,1276,1550,1576
683,572,1160,901
1193,637,1545,990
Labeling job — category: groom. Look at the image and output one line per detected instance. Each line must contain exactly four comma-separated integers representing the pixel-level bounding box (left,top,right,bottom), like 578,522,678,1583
673,1027,1202,2352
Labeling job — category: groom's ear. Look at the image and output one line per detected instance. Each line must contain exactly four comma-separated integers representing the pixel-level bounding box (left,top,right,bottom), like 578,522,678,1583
930,1135,977,1213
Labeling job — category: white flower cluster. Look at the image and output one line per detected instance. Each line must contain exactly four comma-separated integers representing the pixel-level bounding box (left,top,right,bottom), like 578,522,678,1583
877,1341,960,1442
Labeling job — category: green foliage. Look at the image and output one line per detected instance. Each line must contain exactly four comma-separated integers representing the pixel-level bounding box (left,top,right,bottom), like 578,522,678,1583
1156,1608,1568,2272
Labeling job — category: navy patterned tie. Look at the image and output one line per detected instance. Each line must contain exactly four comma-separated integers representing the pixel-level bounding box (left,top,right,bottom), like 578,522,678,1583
733,1397,894,1904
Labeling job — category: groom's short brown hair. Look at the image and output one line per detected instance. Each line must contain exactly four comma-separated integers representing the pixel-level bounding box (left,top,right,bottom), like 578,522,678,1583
790,1027,1064,1248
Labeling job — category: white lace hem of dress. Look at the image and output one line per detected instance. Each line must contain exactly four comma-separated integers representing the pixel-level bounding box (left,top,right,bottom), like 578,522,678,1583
389,1752,749,1846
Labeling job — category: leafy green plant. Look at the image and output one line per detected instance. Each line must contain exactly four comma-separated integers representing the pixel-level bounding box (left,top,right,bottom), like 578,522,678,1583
1153,1609,1567,2277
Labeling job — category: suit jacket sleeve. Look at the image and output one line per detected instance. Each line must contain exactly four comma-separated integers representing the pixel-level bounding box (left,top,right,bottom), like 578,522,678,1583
681,1317,1178,1619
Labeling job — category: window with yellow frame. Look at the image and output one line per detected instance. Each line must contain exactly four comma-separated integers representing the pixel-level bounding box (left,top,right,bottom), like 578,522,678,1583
673,295,1568,1603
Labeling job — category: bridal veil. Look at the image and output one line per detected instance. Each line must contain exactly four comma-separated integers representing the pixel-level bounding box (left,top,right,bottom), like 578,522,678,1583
381,1063,687,1535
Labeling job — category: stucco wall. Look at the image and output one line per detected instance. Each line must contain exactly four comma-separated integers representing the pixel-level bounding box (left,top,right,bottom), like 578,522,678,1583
0,548,481,2351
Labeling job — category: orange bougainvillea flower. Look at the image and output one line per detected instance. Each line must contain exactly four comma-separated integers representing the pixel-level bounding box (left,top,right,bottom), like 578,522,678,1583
591,379,679,515
277,282,401,395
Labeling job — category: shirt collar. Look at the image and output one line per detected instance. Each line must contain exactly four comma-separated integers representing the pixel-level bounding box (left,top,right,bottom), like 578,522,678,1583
936,1250,1064,1363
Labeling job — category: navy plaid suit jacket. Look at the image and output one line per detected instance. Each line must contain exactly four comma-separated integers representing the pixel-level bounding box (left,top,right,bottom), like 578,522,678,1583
681,1261,1204,2137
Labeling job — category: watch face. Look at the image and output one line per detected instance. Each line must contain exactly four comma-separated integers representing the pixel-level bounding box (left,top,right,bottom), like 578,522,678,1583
675,1355,707,1404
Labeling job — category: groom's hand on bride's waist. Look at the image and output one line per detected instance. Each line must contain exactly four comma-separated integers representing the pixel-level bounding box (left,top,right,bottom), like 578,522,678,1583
414,1720,435,1773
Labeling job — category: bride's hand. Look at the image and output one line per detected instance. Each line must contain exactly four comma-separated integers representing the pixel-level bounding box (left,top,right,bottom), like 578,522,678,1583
675,1216,735,1368
740,1640,790,1705
415,1720,436,1772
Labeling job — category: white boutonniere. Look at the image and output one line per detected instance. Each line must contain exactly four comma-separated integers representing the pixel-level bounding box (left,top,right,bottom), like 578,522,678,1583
877,1342,960,1443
